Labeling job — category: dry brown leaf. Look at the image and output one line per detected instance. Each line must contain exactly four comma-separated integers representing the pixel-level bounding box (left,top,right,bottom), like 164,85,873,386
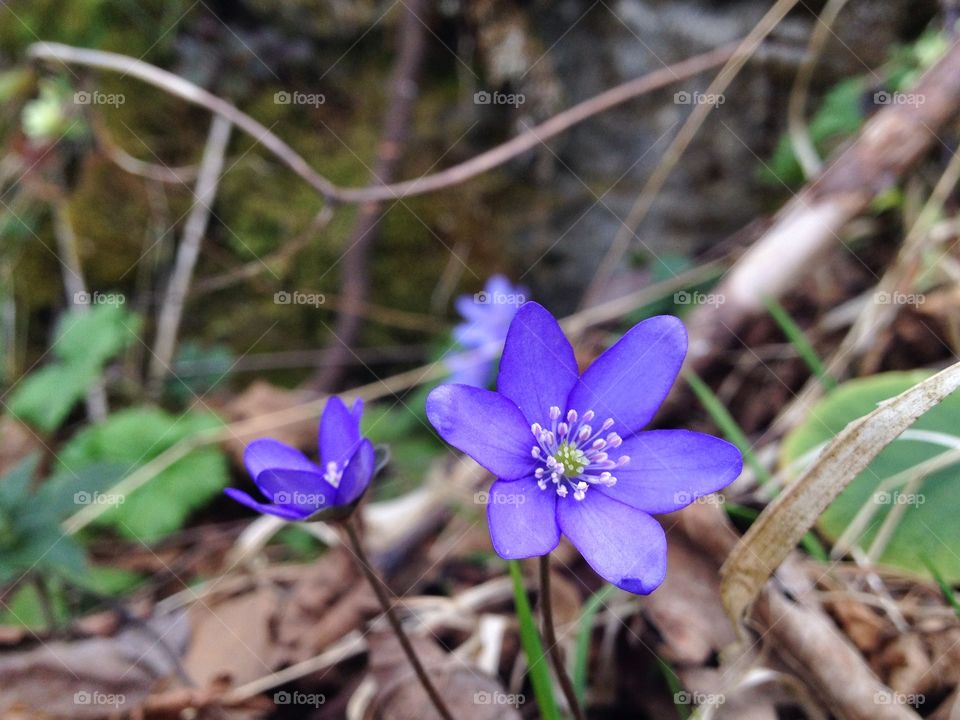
720,361,960,628
0,612,189,718
367,632,522,720
642,532,736,664
827,598,892,654
183,583,279,688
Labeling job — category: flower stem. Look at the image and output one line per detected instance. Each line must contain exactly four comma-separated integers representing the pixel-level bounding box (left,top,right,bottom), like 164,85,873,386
539,555,586,720
341,518,454,720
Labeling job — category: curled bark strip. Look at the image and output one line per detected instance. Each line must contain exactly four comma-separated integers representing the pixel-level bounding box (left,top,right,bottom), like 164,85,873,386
719,361,960,627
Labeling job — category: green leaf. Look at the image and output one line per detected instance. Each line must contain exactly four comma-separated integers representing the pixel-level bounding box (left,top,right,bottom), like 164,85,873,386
7,363,98,432
58,407,228,541
508,560,561,720
781,371,960,580
54,302,140,370
6,304,139,432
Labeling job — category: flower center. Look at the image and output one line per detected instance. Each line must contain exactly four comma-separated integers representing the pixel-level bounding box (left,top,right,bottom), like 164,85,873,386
530,406,630,501
323,461,343,488
553,442,587,476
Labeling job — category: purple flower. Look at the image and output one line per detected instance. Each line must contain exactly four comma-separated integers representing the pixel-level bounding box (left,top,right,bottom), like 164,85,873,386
448,275,527,387
225,397,375,520
427,303,742,594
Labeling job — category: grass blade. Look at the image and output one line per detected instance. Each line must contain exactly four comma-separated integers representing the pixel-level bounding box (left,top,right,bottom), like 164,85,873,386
763,296,837,390
572,583,616,705
684,369,771,483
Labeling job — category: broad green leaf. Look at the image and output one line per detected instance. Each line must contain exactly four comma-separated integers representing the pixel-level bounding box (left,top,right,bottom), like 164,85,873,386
57,406,228,541
722,364,960,626
781,371,960,580
7,363,98,432
54,302,140,370
6,304,140,432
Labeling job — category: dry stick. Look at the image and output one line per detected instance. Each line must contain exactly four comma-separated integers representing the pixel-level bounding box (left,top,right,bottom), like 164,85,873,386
581,0,800,310
687,41,960,370
539,555,585,720
341,518,455,720
28,41,737,205
147,115,232,394
314,0,428,391
53,202,108,422
786,0,854,179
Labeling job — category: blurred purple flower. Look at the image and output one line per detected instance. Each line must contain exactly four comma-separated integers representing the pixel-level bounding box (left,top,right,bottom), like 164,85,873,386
225,397,374,520
427,302,742,594
448,275,527,387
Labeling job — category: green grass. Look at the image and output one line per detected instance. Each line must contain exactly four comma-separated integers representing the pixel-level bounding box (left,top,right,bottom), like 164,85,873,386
684,369,771,484
572,583,616,706
508,560,561,720
764,296,836,390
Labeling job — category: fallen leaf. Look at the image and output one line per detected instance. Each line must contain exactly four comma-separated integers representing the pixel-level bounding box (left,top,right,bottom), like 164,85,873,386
367,631,522,720
0,612,189,718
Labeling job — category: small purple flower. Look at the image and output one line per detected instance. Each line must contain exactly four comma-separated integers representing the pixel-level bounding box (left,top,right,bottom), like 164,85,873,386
448,275,527,387
427,302,742,594
225,396,374,520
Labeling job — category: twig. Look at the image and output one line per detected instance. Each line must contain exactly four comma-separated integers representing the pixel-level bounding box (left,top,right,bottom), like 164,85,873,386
539,555,585,720
53,202,108,422
581,0,799,308
314,0,429,390
341,518,454,720
147,115,232,393
786,0,854,179
28,41,737,205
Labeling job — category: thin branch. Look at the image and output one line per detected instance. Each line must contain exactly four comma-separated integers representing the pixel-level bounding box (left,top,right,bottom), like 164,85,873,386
147,115,232,393
28,41,738,205
787,0,852,179
53,202,108,422
314,0,429,391
581,0,800,308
